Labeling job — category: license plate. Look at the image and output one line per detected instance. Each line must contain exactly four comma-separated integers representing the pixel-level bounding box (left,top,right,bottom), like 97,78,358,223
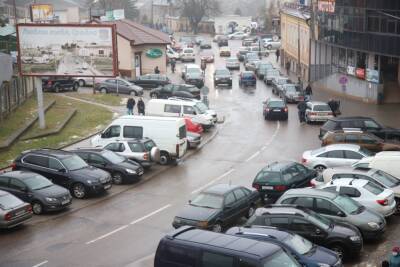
61,200,70,205
15,210,25,216
104,184,111,189
262,186,273,190
273,109,281,112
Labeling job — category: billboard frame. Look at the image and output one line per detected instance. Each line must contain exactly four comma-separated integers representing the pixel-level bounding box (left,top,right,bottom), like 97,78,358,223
30,4,54,22
16,23,119,78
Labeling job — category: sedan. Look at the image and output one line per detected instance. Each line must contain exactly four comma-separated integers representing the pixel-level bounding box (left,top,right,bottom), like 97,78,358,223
225,57,240,70
199,50,214,63
239,71,257,87
219,46,231,57
236,47,251,61
95,78,143,96
0,190,32,229
129,74,170,89
199,40,212,49
263,69,280,84
150,84,201,99
172,184,259,232
305,101,334,123
245,60,261,72
263,98,288,121
263,38,281,50
228,31,248,40
213,68,232,87
72,149,144,185
280,84,304,103
272,76,291,95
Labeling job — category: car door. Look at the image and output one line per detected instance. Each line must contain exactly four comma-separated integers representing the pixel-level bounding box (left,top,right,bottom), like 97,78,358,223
100,125,121,145
232,188,250,217
126,142,145,162
314,197,346,223
88,153,110,172
290,218,327,244
363,119,384,138
293,163,315,187
117,80,130,94
48,157,71,188
8,178,30,202
325,150,346,167
105,79,117,92
360,134,381,152
160,84,173,98
343,150,365,165
0,176,11,195
222,191,240,225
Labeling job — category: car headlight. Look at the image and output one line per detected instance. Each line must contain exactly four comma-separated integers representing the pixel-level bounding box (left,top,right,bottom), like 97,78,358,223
86,179,99,184
45,197,58,203
350,235,361,242
126,168,137,174
368,222,379,229
317,263,330,267
215,77,220,80
197,221,208,228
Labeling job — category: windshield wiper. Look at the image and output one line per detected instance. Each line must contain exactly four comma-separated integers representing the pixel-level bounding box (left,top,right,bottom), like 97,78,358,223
35,185,52,190
200,205,216,209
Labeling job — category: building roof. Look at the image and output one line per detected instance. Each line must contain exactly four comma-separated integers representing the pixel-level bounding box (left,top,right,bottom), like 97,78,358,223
99,19,170,46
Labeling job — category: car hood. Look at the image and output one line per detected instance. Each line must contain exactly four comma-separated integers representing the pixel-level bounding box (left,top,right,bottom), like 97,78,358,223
348,207,385,227
186,73,202,79
116,160,141,171
216,75,231,79
307,245,339,266
331,221,360,237
176,205,220,221
70,166,109,181
35,184,69,197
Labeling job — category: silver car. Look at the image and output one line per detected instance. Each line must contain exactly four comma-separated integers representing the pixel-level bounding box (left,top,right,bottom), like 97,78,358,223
0,190,32,229
305,101,334,123
225,57,240,70
302,144,373,172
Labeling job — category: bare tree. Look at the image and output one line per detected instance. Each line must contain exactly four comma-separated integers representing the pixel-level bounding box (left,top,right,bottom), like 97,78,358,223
179,0,220,33
87,0,139,20
264,1,277,33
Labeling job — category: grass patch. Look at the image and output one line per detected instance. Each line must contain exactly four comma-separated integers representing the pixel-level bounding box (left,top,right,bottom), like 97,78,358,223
0,93,113,168
65,92,126,106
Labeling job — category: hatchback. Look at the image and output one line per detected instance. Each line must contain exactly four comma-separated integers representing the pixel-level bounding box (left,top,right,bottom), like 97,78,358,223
0,189,32,229
262,98,288,121
239,71,257,87
95,78,143,96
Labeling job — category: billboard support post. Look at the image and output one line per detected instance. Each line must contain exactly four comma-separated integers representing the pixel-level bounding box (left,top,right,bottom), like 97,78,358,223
92,77,95,94
34,77,46,129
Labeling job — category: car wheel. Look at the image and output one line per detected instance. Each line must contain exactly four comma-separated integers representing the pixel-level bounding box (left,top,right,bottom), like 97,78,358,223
112,172,124,185
267,45,272,50
71,183,86,199
150,93,158,99
78,79,85,87
54,85,61,93
159,151,170,165
212,222,223,233
130,91,137,96
32,201,43,215
72,82,79,91
100,88,107,94
329,244,345,260
395,198,400,214
314,165,326,172
246,204,256,218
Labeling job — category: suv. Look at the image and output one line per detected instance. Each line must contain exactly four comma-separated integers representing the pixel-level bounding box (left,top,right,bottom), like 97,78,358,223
181,64,204,88
71,148,144,185
319,117,400,141
155,226,304,267
276,188,386,240
42,77,79,93
245,205,362,260
252,161,316,201
12,149,112,199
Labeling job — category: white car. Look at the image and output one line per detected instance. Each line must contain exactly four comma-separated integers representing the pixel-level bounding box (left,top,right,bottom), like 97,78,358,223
228,31,248,40
302,144,373,172
352,151,400,179
180,48,195,62
321,178,396,217
225,57,240,70
305,101,334,123
168,97,218,123
167,46,180,60
263,38,281,50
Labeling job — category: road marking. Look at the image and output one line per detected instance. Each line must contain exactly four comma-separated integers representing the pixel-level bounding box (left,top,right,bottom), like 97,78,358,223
191,169,235,194
32,261,48,267
265,121,280,146
124,253,155,267
245,151,260,162
130,204,172,225
86,225,129,245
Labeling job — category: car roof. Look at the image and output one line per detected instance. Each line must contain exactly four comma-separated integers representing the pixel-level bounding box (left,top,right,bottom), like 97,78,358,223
323,167,376,177
321,144,361,151
227,226,291,241
254,206,308,217
169,227,282,258
308,101,329,106
327,177,369,187
241,71,254,74
283,188,339,199
72,148,107,153
261,161,295,172
21,148,74,159
0,170,40,179
0,189,11,197
327,116,373,122
203,184,241,195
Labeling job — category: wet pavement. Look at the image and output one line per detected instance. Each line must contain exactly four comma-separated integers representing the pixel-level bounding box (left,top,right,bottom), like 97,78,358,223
1,35,400,267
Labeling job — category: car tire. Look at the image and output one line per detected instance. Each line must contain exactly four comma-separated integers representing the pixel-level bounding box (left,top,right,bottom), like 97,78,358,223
71,183,86,199
329,243,346,260
150,93,158,99
100,88,107,94
246,204,256,218
72,82,79,91
112,172,124,185
159,151,170,165
314,165,326,172
395,198,400,214
54,85,61,93
32,201,43,215
78,79,85,87
212,222,223,233
267,45,272,50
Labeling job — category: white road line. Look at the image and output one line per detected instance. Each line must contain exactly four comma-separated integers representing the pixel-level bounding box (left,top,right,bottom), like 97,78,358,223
86,225,129,245
32,261,48,267
265,121,280,146
191,169,235,194
245,151,260,162
130,204,172,225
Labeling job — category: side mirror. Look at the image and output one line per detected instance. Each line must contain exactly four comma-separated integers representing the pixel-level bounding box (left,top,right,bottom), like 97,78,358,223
337,211,345,217
58,168,67,173
315,228,322,235
224,205,232,210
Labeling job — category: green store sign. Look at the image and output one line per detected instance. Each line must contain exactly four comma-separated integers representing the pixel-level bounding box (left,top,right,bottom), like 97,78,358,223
146,48,163,58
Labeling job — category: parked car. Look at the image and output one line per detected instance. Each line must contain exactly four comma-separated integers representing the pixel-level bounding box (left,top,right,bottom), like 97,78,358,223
184,117,203,134
150,83,200,99
245,205,363,260
321,130,400,152
276,188,386,240
272,76,291,95
263,98,288,121
263,69,280,83
244,52,259,64
199,40,212,49
280,84,304,103
213,68,232,87
302,144,373,172
0,189,32,229
12,149,112,199
228,31,249,39
172,184,259,232
242,38,256,46
245,60,261,72
263,38,281,50
71,149,144,185
321,178,396,217
226,226,342,267
305,101,334,123
187,132,202,149
225,57,240,70
217,36,229,47
182,64,204,88
42,77,79,93
219,46,231,57
353,151,400,178
252,161,316,201
129,74,170,89
199,50,214,63
180,47,196,62
155,226,304,267
236,46,251,61
0,171,71,214
75,77,104,87
318,116,400,141
168,97,218,123
95,78,143,96
239,71,257,87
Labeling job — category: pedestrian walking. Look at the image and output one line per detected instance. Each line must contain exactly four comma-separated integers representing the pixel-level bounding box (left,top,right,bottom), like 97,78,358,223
170,58,176,73
390,247,400,267
200,59,206,74
285,61,290,74
297,100,307,124
137,97,145,115
327,98,340,116
305,83,313,100
126,97,135,115
154,66,160,74
275,49,280,62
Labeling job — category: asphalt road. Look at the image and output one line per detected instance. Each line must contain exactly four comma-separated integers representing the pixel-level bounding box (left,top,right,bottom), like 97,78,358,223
0,36,398,267
57,53,102,76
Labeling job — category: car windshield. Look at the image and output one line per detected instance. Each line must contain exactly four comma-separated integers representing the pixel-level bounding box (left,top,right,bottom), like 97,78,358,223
371,170,400,187
0,194,22,210
284,85,298,93
268,101,285,108
190,193,223,209
195,102,208,113
25,175,53,190
61,155,88,171
243,72,254,78
102,150,125,164
314,105,331,112
307,210,331,230
283,233,313,255
255,171,282,184
216,69,230,75
262,250,301,267
144,140,156,152
333,195,361,214
278,79,289,84
187,68,201,74
359,147,373,157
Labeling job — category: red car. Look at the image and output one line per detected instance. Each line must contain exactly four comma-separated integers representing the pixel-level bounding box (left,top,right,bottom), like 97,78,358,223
184,117,203,134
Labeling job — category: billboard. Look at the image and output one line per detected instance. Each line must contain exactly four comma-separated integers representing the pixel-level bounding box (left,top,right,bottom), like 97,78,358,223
318,0,335,13
31,4,54,22
17,24,118,77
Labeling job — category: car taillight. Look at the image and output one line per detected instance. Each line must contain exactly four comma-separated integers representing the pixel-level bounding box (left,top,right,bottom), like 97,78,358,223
301,158,307,164
47,81,52,86
4,212,12,221
328,112,333,116
143,153,149,160
252,183,260,190
377,199,388,206
274,185,287,191
265,108,270,112
26,205,32,213
310,180,315,188
309,112,317,116
10,162,16,170
284,107,288,112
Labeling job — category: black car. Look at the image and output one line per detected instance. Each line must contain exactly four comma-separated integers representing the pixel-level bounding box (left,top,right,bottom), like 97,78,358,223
0,171,72,215
319,116,400,141
199,41,212,49
42,77,79,93
213,68,232,87
263,98,288,121
183,67,205,88
172,184,259,232
245,205,363,260
129,74,170,89
150,84,201,99
218,36,228,47
71,149,144,185
12,149,112,199
252,161,317,201
272,76,291,95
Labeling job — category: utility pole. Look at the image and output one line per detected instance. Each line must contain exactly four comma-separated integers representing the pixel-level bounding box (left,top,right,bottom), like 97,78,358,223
12,0,17,25
151,0,154,27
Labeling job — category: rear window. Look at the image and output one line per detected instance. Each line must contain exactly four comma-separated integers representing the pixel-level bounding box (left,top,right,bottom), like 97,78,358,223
255,171,282,184
242,72,254,78
323,120,337,131
179,125,187,139
0,194,22,210
363,182,384,195
314,105,331,112
183,49,193,53
268,101,285,108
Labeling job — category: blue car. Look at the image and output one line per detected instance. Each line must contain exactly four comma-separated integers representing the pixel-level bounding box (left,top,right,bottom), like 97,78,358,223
239,71,257,87
226,226,342,267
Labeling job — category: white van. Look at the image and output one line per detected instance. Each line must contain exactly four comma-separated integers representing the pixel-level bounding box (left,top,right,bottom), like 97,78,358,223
146,99,215,129
353,151,400,178
91,116,187,165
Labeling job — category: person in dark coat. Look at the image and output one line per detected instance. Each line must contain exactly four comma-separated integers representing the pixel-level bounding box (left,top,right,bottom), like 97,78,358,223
137,97,145,115
154,66,160,74
297,100,307,124
275,49,280,62
327,98,339,116
126,97,135,115
305,84,313,100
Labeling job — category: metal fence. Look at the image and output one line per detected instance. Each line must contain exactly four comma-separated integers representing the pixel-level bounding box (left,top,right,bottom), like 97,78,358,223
0,76,34,121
